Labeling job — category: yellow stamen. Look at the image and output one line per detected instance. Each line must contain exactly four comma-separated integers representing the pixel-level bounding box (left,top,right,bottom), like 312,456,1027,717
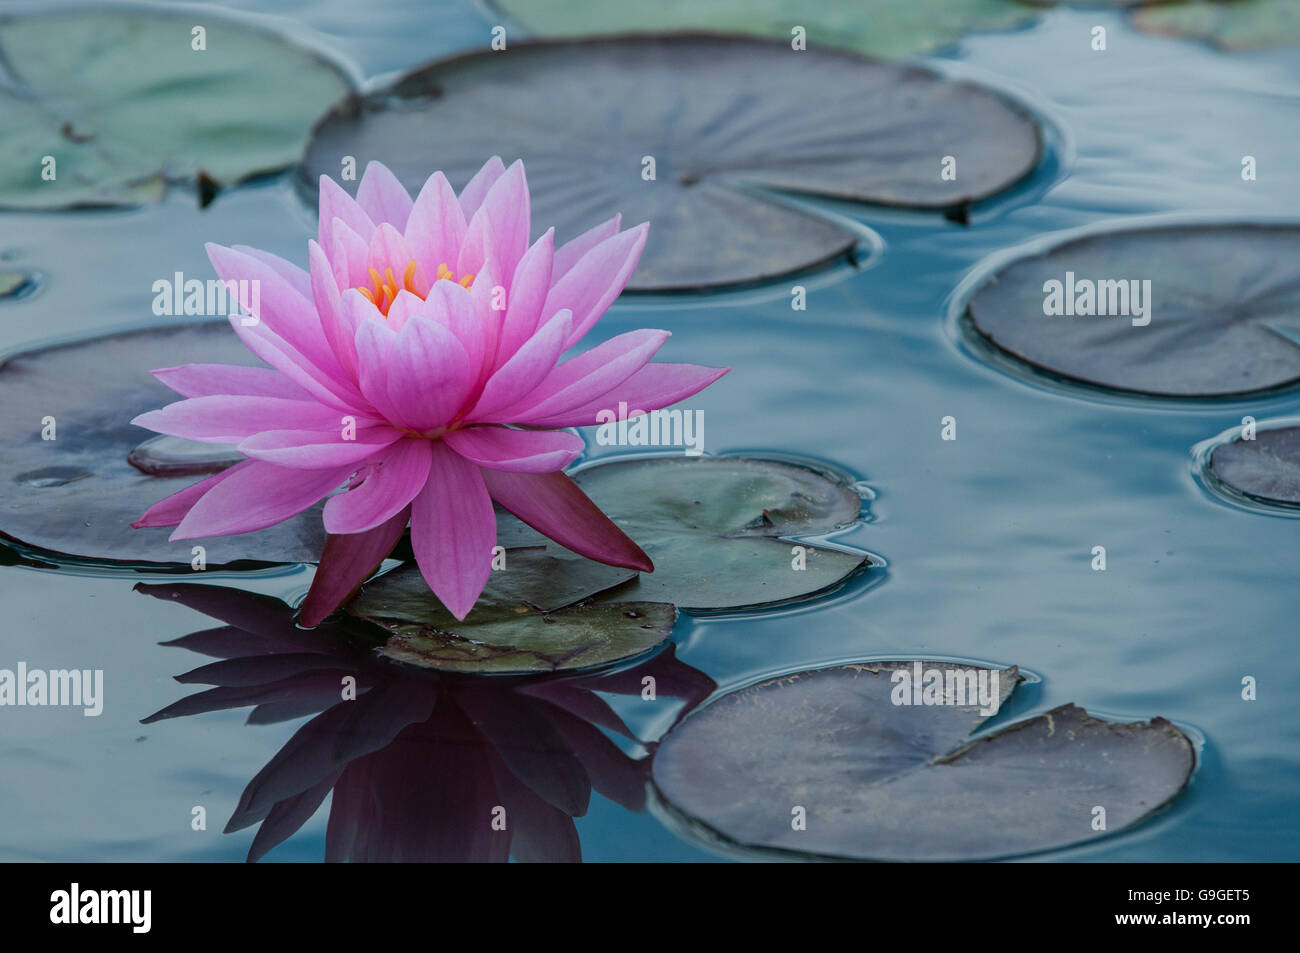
355,259,474,317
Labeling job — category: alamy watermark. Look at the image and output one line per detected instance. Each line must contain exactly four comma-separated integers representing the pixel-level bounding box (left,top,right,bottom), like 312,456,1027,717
0,662,103,716
595,402,705,456
152,271,260,323
890,662,1001,716
1042,271,1151,327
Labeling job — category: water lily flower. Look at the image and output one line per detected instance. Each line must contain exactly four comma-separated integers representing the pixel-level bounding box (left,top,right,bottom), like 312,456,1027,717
132,158,728,623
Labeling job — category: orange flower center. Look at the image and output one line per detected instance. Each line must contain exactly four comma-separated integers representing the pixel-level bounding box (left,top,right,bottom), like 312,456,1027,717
357,259,475,316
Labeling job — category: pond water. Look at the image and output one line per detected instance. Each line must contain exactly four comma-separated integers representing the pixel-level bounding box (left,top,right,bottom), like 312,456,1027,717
1,1,1298,861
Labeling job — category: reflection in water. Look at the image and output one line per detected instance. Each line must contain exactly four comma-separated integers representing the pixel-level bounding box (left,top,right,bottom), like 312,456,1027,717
137,582,714,862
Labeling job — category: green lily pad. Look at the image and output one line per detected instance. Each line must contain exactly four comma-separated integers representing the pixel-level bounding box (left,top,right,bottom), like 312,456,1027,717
348,551,674,675
299,34,1042,290
1134,0,1300,51
966,223,1300,397
0,8,352,209
569,456,870,610
494,0,1043,60
1210,424,1300,505
652,661,1195,861
0,322,326,565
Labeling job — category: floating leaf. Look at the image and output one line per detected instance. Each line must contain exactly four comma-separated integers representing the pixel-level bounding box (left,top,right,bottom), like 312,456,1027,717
966,224,1300,397
570,456,870,610
653,661,1195,861
299,35,1042,289
1134,0,1300,51
0,322,325,565
0,8,352,209
494,0,1044,60
0,270,38,300
1210,425,1300,505
348,550,673,675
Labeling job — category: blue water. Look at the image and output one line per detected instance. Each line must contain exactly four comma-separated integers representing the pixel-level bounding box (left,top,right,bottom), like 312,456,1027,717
2,1,1299,861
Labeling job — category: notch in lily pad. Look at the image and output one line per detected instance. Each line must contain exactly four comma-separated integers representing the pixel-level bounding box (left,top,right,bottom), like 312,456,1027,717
299,34,1042,290
568,455,873,611
0,8,353,209
966,223,1300,398
652,661,1195,861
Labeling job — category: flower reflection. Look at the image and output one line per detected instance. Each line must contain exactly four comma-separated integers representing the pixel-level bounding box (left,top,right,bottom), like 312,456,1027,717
138,582,713,862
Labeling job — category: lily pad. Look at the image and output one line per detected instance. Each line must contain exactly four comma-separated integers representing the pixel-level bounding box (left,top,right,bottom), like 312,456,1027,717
299,34,1042,290
1210,425,1300,505
0,8,352,209
0,270,38,300
348,551,674,675
569,456,870,610
0,322,326,565
966,224,1300,397
652,662,1195,861
494,0,1044,60
1134,0,1300,51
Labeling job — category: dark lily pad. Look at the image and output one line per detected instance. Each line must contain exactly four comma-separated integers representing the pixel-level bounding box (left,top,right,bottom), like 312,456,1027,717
0,8,352,209
966,224,1300,397
1210,425,1300,505
348,551,674,675
570,455,870,610
0,322,326,565
495,0,1044,60
299,34,1042,290
1134,0,1300,51
652,661,1195,861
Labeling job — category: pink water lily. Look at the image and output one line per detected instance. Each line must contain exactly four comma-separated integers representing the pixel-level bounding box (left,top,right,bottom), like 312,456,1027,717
132,158,728,623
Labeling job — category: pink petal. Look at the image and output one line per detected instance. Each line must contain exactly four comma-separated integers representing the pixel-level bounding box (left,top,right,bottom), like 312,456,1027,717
207,243,342,381
133,396,348,444
406,171,467,274
462,160,530,284
318,175,375,252
152,364,311,400
544,223,649,350
238,425,403,469
481,469,651,572
386,315,474,431
492,329,669,424
367,222,420,280
231,245,312,299
466,308,572,421
423,280,488,386
227,312,360,412
323,438,431,534
356,161,414,230
524,363,731,427
383,289,426,332
458,156,507,219
495,228,554,369
171,460,356,540
330,218,372,292
553,215,621,278
131,460,256,528
299,507,411,627
352,316,405,424
308,240,357,379
410,442,496,620
444,426,583,473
